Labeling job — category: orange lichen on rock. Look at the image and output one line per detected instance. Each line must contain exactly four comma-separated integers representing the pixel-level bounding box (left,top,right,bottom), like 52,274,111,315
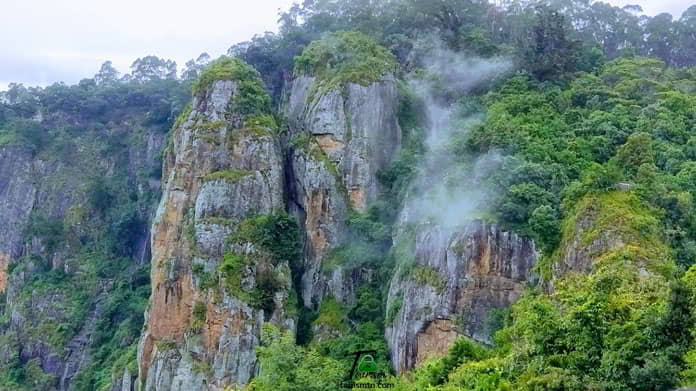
315,135,344,155
306,189,330,259
149,270,194,340
0,253,9,293
349,187,366,211
415,319,460,366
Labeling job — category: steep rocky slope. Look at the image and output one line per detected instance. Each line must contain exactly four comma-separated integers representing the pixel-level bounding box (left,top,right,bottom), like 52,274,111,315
137,61,293,390
286,74,402,309
385,220,538,372
0,105,169,391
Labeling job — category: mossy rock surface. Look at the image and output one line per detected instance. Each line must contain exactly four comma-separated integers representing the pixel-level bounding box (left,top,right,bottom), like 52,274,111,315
202,169,253,182
540,190,675,280
193,57,271,116
294,31,398,91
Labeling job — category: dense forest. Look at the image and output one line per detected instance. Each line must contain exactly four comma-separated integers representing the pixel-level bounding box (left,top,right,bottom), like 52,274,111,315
2,0,696,390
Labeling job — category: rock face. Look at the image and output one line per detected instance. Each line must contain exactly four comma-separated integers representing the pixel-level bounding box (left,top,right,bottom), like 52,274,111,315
385,220,538,373
552,202,623,280
0,121,165,390
137,80,291,390
286,76,402,308
0,146,36,265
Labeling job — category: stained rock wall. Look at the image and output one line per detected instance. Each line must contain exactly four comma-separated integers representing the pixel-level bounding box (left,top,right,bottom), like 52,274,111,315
385,220,538,372
137,80,291,391
0,122,165,391
286,76,402,308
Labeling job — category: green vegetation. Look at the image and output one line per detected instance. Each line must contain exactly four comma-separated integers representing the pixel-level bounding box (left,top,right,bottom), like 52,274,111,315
314,298,348,331
294,31,398,89
202,169,253,182
247,324,345,391
190,301,207,333
192,57,271,116
410,266,447,294
0,119,45,151
467,57,696,267
3,0,696,389
386,295,403,325
219,252,283,313
173,104,192,129
230,212,303,266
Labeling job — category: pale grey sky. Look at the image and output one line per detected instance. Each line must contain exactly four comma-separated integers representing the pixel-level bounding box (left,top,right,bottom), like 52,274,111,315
0,0,296,90
0,0,692,91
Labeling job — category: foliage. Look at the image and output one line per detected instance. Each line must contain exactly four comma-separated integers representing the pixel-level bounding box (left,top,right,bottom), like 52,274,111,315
294,31,398,89
468,57,696,267
230,211,303,265
0,118,46,151
409,266,447,294
314,297,348,332
247,324,346,391
192,57,271,116
219,252,283,314
522,5,583,81
202,169,253,182
386,296,403,325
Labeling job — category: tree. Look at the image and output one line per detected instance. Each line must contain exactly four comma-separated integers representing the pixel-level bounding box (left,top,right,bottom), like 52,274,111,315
615,132,655,178
94,61,120,85
523,5,581,80
643,13,676,65
249,324,345,391
674,5,696,66
181,52,211,80
529,204,560,252
129,56,177,82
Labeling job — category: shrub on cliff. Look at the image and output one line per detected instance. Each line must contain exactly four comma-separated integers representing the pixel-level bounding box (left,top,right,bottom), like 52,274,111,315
294,31,398,88
192,57,271,116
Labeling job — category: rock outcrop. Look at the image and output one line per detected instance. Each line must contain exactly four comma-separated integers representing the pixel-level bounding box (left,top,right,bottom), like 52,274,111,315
549,191,670,284
286,75,402,308
0,120,165,390
137,76,292,390
385,220,538,372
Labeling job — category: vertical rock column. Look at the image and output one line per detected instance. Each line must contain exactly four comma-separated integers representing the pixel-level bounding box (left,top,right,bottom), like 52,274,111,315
385,220,538,372
286,75,402,308
138,63,290,390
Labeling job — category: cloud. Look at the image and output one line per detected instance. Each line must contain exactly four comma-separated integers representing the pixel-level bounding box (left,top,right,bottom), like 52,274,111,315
0,0,297,89
399,44,512,230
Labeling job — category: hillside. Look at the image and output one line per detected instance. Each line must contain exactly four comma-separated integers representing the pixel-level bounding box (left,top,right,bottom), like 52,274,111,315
1,1,696,391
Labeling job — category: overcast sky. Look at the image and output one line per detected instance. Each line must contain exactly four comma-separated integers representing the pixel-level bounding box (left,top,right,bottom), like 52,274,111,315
0,0,692,91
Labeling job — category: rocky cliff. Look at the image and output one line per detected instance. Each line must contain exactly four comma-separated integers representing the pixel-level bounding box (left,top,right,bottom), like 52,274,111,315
0,38,547,390
136,60,294,390
0,105,168,391
385,220,538,372
286,75,402,309
135,50,405,387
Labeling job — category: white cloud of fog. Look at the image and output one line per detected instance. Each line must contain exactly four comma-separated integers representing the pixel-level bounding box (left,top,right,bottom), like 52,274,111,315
399,46,512,229
0,0,297,90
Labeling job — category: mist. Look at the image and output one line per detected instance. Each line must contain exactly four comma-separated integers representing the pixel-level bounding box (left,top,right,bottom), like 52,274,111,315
399,47,512,229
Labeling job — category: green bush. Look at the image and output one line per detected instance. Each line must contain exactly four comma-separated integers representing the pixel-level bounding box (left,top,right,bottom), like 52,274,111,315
0,118,45,151
294,31,398,89
191,301,207,333
219,252,283,313
202,169,253,182
410,266,447,294
230,212,303,265
386,296,403,325
192,57,271,116
314,298,348,331
27,214,65,254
